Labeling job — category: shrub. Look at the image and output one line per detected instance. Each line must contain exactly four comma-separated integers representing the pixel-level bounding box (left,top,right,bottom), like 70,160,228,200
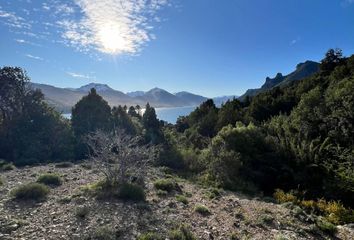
85,226,122,240
0,162,15,171
154,179,177,192
257,214,274,226
156,189,168,197
273,189,297,203
37,174,62,186
169,224,196,240
194,204,211,216
175,195,188,204
206,188,221,199
0,177,3,186
75,206,90,219
117,183,145,202
11,183,49,201
55,162,73,168
316,217,337,235
137,232,163,240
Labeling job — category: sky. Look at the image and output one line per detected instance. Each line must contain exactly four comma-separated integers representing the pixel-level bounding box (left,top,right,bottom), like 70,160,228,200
0,0,354,97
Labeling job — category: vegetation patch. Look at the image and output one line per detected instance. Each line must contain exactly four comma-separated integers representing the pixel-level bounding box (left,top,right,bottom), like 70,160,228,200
0,177,3,186
256,214,274,227
117,182,145,202
11,183,50,201
169,224,196,240
137,232,163,240
82,180,145,202
37,173,62,186
0,161,15,171
84,226,122,240
156,189,168,197
175,194,188,204
316,217,337,235
274,189,354,225
206,187,221,199
154,178,177,192
194,204,211,216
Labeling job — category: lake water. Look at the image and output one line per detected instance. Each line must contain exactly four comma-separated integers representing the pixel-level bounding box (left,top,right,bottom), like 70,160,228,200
62,106,196,124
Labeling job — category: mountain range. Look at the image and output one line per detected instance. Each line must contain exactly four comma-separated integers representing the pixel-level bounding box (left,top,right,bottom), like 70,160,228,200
30,60,319,113
30,83,231,113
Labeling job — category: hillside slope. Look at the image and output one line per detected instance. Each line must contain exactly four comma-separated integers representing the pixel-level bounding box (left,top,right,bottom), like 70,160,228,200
0,163,352,240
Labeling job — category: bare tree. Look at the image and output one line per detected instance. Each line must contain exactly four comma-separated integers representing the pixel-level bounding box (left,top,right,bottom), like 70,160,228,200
86,130,159,187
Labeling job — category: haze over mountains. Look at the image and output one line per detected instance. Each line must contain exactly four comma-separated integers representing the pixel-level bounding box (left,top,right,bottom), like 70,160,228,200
30,82,213,113
30,60,320,113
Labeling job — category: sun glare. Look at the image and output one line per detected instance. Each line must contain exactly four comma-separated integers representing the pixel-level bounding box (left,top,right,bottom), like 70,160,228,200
98,22,126,54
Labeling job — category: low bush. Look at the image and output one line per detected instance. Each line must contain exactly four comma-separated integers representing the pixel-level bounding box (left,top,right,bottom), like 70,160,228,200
257,214,274,226
137,232,163,240
0,177,3,186
55,162,73,168
117,183,145,202
154,179,177,192
169,224,196,240
156,189,168,197
175,195,188,204
84,226,122,240
11,183,49,201
316,217,337,235
273,189,297,203
0,162,15,171
194,204,211,216
82,180,145,202
37,174,62,186
275,189,354,225
206,187,221,199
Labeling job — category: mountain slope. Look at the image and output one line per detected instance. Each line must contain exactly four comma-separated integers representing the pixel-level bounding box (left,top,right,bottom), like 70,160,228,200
30,83,212,113
240,61,320,100
137,88,187,107
175,91,208,106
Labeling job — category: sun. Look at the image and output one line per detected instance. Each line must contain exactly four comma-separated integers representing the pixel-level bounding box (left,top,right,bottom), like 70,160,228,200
98,22,127,54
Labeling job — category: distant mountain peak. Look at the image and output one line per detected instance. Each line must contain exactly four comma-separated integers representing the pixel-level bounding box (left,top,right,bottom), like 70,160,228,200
77,83,113,92
126,91,145,97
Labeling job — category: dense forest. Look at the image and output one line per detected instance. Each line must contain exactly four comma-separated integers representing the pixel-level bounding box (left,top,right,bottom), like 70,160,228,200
0,49,353,229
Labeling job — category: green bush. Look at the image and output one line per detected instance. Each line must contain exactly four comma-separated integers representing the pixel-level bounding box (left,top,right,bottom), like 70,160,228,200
154,179,177,192
117,183,145,202
85,226,122,240
0,177,3,186
55,162,73,168
137,232,163,240
316,217,337,235
37,173,62,186
194,204,211,216
206,188,221,199
11,183,49,201
169,224,196,240
0,162,15,171
176,195,188,204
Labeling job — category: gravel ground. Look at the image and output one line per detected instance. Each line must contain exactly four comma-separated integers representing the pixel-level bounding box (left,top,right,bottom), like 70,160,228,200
0,162,353,240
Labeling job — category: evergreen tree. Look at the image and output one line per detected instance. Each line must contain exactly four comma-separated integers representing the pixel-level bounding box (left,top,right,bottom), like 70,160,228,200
142,103,161,143
71,88,111,137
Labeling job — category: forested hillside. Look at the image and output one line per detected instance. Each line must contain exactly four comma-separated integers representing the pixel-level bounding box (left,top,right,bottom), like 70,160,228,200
0,49,353,239
163,49,354,217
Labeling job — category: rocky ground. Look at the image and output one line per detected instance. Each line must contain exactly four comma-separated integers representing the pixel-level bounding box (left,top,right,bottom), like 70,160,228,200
0,162,353,240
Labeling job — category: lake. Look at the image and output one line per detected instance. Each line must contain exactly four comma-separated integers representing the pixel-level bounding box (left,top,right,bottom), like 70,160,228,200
62,106,196,124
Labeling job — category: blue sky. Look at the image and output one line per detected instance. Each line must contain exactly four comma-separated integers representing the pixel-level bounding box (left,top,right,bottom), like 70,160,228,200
0,0,354,97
